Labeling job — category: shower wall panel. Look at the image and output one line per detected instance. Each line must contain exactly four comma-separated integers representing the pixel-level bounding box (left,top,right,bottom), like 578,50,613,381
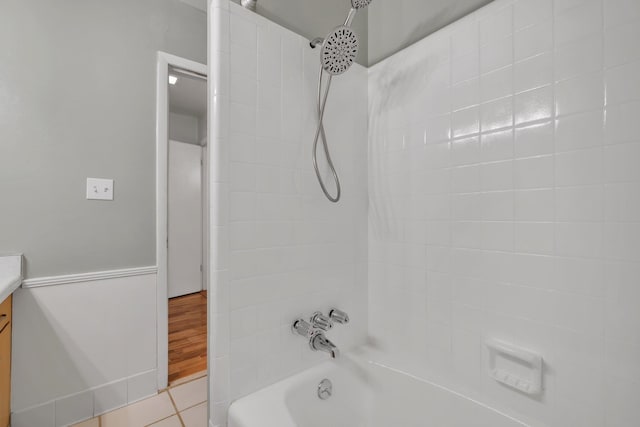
367,0,640,425
209,1,369,425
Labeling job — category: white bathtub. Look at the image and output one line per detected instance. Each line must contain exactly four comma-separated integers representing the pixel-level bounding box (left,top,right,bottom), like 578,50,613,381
228,350,529,427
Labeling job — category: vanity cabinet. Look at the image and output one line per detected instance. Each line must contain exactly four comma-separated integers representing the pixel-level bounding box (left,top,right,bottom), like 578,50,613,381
0,295,11,427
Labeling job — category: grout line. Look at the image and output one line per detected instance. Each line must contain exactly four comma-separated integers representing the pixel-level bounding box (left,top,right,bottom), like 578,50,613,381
145,414,177,427
176,399,208,414
166,390,186,427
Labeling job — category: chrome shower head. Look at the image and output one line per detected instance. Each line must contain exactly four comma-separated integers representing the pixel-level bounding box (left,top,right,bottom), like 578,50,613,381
344,0,372,27
351,0,373,9
320,25,359,75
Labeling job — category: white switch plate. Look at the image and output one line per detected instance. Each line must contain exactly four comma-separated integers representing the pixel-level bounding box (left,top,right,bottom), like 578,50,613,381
86,178,114,200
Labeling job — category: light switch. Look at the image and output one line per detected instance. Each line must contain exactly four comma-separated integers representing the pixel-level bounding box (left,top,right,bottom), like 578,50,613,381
86,178,114,200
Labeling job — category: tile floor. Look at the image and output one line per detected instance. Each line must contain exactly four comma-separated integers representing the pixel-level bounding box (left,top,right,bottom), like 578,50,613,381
71,374,207,427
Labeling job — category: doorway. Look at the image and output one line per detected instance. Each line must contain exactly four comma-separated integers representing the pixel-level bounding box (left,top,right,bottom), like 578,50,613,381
156,52,208,389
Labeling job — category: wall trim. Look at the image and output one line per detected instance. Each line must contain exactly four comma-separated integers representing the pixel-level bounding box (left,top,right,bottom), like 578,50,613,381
21,266,157,288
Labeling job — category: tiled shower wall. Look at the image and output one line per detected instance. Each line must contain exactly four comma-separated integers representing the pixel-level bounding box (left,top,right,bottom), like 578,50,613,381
209,1,368,425
368,0,640,425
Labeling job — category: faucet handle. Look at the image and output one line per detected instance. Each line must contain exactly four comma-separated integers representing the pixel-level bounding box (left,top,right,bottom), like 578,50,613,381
329,308,349,325
311,312,333,331
292,318,313,337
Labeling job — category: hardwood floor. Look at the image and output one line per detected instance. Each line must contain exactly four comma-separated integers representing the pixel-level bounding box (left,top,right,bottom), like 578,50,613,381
168,291,207,385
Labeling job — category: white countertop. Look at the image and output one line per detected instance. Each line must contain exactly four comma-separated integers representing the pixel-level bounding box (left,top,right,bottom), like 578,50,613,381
0,255,23,303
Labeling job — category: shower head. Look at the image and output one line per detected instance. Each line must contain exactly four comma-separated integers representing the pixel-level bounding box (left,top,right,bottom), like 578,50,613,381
351,0,373,9
320,25,359,75
344,0,372,26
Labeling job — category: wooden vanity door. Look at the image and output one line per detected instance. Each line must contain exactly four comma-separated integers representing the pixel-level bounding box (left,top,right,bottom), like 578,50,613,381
0,295,12,427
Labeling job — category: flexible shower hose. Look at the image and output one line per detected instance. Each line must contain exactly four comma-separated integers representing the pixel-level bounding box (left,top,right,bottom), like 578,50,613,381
312,69,341,203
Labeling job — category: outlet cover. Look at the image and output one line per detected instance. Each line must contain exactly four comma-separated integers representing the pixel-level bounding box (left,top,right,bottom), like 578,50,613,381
86,178,114,200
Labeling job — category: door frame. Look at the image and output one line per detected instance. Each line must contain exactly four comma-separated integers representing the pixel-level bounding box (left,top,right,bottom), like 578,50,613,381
156,51,207,390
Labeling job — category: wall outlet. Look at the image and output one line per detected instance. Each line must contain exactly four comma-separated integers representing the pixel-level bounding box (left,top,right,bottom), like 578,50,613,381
86,178,114,200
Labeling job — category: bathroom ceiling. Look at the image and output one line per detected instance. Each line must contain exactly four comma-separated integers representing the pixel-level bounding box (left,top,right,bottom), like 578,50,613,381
169,72,207,118
367,0,494,65
181,0,494,66
236,0,492,66
231,0,369,65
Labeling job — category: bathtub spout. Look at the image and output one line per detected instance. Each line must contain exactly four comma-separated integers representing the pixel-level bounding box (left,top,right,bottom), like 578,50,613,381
311,333,340,358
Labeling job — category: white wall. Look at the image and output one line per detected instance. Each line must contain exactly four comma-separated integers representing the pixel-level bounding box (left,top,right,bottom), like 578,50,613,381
368,0,640,425
169,112,202,145
0,0,206,278
209,1,369,425
12,273,157,427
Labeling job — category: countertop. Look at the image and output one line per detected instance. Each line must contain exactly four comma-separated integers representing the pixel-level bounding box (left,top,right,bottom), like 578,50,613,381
0,255,22,303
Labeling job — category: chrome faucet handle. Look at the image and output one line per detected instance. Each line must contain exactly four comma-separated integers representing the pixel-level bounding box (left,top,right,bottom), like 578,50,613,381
311,312,333,331
292,318,314,337
329,308,349,325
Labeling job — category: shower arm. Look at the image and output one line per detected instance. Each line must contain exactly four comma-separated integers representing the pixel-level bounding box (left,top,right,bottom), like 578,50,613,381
344,8,357,27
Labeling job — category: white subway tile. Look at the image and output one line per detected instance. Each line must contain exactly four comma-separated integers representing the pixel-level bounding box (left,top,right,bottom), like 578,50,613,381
605,60,640,105
604,367,640,424
481,221,515,251
482,191,515,221
515,222,555,254
555,73,604,116
480,6,513,46
452,165,481,193
518,28,553,72
555,256,605,296
515,86,554,125
229,43,257,79
481,129,514,162
555,148,603,187
605,100,640,144
604,142,640,182
514,0,553,31
555,110,604,152
515,121,554,157
452,221,482,249
230,14,257,49
452,51,480,84
554,33,603,82
515,189,555,221
556,222,603,258
604,22,640,67
451,135,481,166
512,253,556,288
481,36,514,74
480,66,513,103
451,23,479,58
554,0,603,46
452,78,480,111
556,185,604,221
605,261,640,344
604,0,640,28
514,53,553,93
604,222,640,261
481,160,514,191
514,155,554,189
605,182,640,221
481,96,514,132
